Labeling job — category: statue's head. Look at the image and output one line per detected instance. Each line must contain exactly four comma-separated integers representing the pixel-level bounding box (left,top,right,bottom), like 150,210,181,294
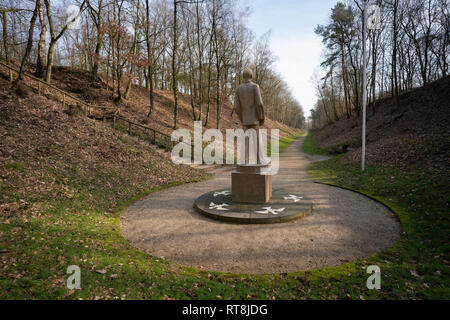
243,69,253,81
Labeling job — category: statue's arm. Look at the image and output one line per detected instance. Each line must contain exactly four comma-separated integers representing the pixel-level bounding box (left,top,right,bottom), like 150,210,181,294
255,85,265,124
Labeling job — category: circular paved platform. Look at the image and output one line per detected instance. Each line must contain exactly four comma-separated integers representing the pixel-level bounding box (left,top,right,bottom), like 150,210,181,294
194,189,312,224
121,137,401,274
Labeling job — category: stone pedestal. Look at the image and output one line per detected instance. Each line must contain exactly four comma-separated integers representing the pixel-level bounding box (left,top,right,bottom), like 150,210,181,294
232,164,273,204
194,189,312,224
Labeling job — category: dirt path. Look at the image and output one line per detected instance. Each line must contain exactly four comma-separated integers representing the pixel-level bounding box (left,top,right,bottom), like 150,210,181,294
121,137,401,274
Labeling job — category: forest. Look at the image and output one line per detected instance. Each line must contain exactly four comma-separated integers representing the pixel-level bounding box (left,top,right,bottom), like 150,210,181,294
311,0,449,128
0,0,305,129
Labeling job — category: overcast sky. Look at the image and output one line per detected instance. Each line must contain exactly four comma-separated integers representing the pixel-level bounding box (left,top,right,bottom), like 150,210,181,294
242,0,339,118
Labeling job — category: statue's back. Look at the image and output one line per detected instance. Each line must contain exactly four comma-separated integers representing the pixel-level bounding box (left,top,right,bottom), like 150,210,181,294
235,82,263,126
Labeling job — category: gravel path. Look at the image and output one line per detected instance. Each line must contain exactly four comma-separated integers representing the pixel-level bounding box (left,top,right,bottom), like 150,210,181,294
121,137,401,274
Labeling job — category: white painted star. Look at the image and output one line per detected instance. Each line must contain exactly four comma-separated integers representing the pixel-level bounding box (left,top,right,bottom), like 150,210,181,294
284,195,303,202
209,202,230,211
213,191,231,197
255,207,286,215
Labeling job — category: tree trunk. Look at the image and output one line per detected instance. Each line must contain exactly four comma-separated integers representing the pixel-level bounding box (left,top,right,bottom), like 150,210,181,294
91,24,103,82
184,7,197,120
172,0,179,129
371,30,377,114
90,0,103,82
114,1,123,102
15,1,39,86
212,0,221,129
124,0,140,100
330,65,338,121
43,0,87,83
35,0,47,78
392,0,400,107
196,1,203,123
204,36,213,127
215,54,220,129
340,40,351,119
1,10,12,82
145,0,155,117
45,40,56,83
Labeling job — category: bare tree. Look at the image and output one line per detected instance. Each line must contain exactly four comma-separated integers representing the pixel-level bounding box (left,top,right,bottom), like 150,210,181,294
14,0,39,86
35,0,46,78
43,0,87,83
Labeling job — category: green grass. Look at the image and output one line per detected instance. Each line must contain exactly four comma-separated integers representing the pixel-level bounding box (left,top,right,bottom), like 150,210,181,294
302,131,338,156
268,130,306,156
4,163,25,171
306,155,449,299
278,131,306,153
2,128,448,300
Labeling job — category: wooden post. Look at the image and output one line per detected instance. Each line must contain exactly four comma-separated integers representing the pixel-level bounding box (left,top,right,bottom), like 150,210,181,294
153,130,156,143
38,82,41,96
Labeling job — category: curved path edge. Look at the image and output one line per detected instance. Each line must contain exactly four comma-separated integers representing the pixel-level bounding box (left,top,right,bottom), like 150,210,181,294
120,136,401,274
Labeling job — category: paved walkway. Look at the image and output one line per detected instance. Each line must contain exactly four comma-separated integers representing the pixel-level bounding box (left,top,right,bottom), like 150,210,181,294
121,137,401,274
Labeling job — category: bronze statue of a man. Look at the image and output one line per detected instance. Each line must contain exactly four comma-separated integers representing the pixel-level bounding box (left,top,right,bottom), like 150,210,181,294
234,69,266,164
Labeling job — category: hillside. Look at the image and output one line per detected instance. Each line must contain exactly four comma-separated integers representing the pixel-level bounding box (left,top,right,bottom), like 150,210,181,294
44,66,300,139
0,73,209,298
312,76,450,175
0,72,304,299
0,75,207,222
0,61,303,225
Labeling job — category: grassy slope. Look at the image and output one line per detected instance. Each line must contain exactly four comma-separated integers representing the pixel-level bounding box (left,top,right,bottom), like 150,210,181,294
301,132,334,156
8,118,447,300
265,131,306,157
278,131,307,153
5,63,447,299
303,131,449,299
300,77,449,299
2,74,447,299
0,79,211,299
